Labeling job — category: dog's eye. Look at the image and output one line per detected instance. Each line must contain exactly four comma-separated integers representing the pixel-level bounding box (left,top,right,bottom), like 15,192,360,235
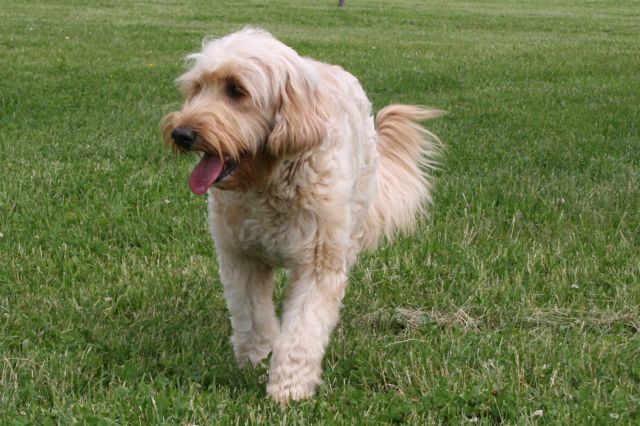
225,82,247,99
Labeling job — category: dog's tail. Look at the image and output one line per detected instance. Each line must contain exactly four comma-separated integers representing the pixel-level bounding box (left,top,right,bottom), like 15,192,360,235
361,105,444,250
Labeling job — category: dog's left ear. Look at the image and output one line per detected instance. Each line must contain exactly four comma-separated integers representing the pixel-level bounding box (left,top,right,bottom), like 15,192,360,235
267,65,327,157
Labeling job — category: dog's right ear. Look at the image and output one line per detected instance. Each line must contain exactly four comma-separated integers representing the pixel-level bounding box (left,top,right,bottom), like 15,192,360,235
267,67,327,157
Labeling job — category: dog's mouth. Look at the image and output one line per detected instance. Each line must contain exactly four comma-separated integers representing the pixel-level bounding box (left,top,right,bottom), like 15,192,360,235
189,153,238,195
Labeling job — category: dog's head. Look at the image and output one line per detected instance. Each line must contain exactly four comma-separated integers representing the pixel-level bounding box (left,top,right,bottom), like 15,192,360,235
162,28,327,193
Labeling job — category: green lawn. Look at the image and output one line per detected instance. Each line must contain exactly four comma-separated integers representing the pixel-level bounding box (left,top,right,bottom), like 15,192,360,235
1,0,639,423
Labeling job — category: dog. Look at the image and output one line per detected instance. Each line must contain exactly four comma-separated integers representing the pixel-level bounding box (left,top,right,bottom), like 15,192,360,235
162,28,443,403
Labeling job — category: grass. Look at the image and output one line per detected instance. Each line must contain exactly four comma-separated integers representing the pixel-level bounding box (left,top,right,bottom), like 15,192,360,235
1,0,639,423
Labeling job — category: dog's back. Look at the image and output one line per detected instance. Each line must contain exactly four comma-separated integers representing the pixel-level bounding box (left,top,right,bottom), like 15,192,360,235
311,61,444,251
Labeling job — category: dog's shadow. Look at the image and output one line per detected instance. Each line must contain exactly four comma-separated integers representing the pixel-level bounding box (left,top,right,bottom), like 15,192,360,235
81,281,267,398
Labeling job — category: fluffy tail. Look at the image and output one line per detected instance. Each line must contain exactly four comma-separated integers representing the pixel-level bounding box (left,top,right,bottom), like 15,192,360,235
361,105,444,250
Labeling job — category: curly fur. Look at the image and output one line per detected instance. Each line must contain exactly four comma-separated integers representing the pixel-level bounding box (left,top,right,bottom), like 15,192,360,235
162,28,443,403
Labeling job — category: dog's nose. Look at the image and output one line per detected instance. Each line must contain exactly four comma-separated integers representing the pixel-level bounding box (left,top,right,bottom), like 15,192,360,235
171,126,197,149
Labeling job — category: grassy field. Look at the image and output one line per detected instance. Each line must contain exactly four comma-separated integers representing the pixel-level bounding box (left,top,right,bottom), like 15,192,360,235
1,0,639,423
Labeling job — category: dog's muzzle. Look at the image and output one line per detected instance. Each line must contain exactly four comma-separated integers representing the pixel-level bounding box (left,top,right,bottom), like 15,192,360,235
171,126,197,150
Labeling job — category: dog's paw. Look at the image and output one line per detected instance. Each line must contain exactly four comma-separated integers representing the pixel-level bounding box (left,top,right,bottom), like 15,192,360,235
266,363,322,403
267,379,317,404
232,335,273,368
236,346,272,368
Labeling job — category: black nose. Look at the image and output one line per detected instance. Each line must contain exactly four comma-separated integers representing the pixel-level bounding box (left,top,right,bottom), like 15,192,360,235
171,126,196,149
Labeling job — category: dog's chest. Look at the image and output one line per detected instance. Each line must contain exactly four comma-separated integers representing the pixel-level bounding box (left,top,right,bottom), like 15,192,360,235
209,191,315,268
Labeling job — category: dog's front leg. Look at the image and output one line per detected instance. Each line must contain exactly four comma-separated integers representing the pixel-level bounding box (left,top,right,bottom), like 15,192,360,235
217,251,280,367
267,267,347,403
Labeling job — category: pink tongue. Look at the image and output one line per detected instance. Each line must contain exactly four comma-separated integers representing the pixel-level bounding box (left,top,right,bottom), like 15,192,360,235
189,154,224,195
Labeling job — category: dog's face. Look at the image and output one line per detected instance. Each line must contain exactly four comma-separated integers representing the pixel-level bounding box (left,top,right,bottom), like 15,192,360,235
162,28,327,193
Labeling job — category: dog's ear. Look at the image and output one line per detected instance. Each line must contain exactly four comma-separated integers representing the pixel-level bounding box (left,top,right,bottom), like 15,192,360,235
267,67,326,157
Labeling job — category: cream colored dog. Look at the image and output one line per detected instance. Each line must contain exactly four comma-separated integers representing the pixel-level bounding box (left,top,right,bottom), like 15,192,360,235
162,28,443,403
